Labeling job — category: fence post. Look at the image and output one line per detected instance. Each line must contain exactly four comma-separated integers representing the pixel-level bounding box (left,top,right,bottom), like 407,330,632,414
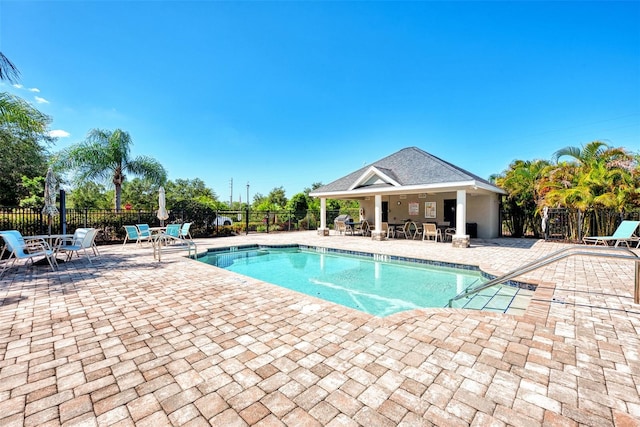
84,208,88,228
245,208,249,235
60,189,67,235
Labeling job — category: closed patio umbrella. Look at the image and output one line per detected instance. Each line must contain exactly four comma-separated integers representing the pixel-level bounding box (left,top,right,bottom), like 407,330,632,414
157,186,169,226
42,167,59,235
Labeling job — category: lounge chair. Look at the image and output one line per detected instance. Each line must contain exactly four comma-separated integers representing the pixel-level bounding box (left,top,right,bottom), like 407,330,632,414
0,230,58,276
179,222,193,239
165,224,181,238
123,225,148,248
56,228,100,264
583,220,640,248
422,223,442,242
136,224,153,242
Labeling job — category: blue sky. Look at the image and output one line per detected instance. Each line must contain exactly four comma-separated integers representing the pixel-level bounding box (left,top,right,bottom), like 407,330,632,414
2,1,639,203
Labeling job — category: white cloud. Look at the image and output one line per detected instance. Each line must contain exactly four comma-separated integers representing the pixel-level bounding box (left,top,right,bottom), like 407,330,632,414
34,96,49,104
12,84,23,89
29,87,40,93
49,129,70,138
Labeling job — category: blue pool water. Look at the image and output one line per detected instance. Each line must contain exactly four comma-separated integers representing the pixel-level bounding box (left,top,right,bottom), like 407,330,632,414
198,246,487,317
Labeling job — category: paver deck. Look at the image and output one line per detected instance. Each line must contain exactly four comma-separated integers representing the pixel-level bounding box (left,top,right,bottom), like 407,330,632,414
0,232,638,426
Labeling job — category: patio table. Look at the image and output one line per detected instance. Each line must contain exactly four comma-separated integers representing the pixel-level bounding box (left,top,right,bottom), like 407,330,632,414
25,234,73,264
346,221,361,235
388,223,405,237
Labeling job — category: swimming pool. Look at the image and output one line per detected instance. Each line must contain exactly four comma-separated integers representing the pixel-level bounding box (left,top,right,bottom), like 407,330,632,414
197,245,490,317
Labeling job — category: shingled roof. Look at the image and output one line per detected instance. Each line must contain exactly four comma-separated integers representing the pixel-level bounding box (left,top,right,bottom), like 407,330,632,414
311,146,504,195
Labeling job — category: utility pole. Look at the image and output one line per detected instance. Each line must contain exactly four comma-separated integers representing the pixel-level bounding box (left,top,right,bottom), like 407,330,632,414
229,178,233,208
246,181,250,235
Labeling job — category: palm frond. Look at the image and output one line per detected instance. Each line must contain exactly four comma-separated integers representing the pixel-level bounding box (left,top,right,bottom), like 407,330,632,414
0,52,20,83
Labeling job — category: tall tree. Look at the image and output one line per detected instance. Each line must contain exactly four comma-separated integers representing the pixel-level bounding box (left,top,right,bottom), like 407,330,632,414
68,182,110,209
286,193,310,220
165,178,217,206
121,178,157,210
57,128,167,210
267,186,287,208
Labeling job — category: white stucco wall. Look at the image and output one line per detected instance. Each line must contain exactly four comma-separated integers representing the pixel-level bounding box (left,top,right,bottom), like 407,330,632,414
358,192,502,238
466,193,501,238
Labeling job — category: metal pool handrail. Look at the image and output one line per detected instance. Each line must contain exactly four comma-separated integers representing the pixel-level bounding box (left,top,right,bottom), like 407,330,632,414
448,246,640,307
152,234,198,262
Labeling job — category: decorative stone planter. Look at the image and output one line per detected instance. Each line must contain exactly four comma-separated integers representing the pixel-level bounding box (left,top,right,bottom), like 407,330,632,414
451,235,470,248
371,231,387,241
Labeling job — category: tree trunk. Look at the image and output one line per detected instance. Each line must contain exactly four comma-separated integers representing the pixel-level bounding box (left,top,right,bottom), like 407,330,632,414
115,183,122,211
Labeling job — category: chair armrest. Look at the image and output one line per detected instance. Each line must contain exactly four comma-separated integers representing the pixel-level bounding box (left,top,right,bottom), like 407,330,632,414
25,236,51,247
23,236,48,244
57,236,75,245
24,238,52,253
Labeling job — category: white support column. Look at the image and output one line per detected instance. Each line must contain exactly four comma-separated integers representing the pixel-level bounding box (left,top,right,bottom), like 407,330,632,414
372,194,385,240
455,190,467,237
453,189,470,247
318,198,329,236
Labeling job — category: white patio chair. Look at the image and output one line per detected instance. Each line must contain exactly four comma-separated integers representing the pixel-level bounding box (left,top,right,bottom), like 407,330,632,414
0,230,58,276
422,223,442,242
56,228,100,264
381,222,394,238
335,220,347,235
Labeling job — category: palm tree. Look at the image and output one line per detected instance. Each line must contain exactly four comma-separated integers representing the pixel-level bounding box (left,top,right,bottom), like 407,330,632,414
495,159,550,237
0,93,49,133
550,140,638,235
0,52,20,83
57,128,167,210
0,53,46,134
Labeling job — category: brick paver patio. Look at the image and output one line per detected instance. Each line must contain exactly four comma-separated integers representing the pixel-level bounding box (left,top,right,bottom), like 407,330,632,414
0,232,638,426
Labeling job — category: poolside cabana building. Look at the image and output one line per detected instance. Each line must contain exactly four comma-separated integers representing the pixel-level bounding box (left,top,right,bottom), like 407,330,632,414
310,147,507,247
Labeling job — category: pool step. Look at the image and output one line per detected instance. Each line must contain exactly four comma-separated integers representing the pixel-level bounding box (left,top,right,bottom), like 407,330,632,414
457,284,533,315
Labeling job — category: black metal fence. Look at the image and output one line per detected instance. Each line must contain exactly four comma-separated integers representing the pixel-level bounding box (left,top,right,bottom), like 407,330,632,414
500,207,640,242
4,205,637,245
0,206,361,244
